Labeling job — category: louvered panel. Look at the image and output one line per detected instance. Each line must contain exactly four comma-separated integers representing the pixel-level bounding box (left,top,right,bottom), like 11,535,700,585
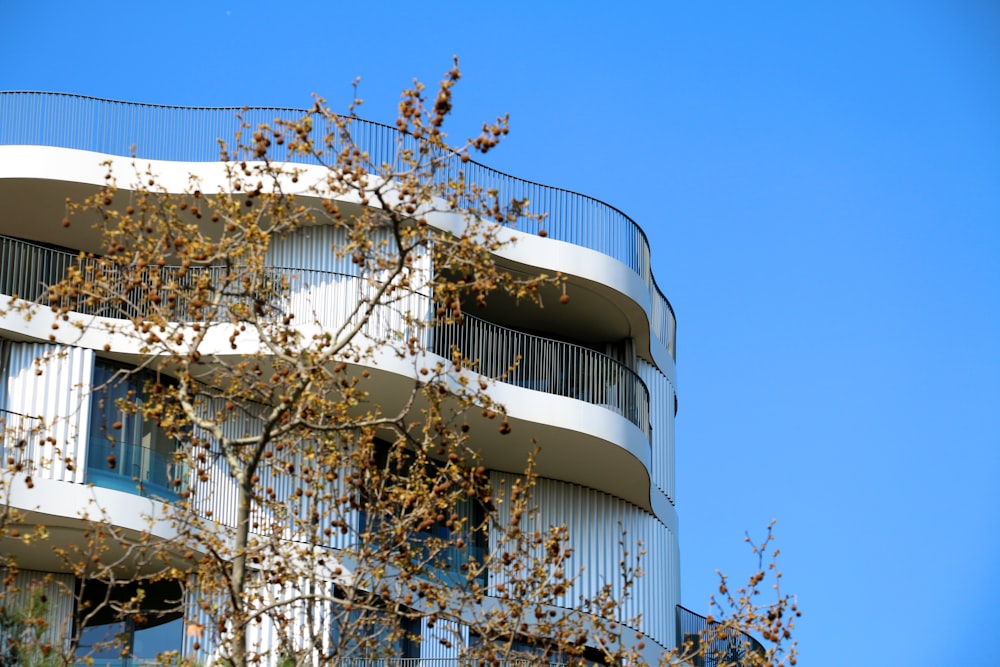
184,571,336,664
187,396,259,529
3,341,93,483
244,584,282,664
0,569,75,650
188,397,357,550
252,440,357,550
0,337,8,409
637,359,676,504
266,224,391,275
183,574,216,665
421,616,466,661
267,226,431,347
489,473,677,650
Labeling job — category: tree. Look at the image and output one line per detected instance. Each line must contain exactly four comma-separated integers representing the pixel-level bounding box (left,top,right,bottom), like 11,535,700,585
0,63,797,667
676,522,799,667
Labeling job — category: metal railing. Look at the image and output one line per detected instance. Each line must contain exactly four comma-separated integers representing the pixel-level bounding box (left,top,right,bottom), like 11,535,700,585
309,660,568,667
0,408,42,464
82,660,571,667
676,606,764,667
0,235,419,340
434,315,650,438
0,91,676,359
0,235,78,303
0,235,651,437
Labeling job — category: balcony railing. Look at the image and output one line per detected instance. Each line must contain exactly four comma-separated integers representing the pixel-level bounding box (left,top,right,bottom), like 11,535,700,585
328,661,569,667
676,606,765,667
0,235,651,438
80,662,563,667
0,408,42,468
433,316,650,439
0,90,676,359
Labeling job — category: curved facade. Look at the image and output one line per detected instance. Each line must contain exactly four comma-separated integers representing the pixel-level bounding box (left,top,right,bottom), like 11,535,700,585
0,92,679,665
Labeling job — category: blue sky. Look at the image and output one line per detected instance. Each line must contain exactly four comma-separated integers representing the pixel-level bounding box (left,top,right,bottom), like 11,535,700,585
2,2,998,665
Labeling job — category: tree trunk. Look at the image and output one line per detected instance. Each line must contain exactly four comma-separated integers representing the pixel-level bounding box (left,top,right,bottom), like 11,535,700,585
229,475,253,667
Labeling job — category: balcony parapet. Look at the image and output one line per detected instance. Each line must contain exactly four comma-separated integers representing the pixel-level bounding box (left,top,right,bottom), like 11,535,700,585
0,91,676,359
0,235,651,439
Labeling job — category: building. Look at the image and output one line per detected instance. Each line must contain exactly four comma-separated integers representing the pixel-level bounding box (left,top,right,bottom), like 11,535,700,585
0,91,679,665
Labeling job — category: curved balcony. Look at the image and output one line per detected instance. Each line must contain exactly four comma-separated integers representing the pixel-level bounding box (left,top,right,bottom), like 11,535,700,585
675,606,765,667
0,91,676,359
0,235,651,439
433,316,650,439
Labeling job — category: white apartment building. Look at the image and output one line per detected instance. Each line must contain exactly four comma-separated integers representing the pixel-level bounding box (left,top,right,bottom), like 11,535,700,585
0,92,680,666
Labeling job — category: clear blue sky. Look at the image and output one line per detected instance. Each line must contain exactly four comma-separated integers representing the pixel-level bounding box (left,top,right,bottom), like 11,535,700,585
2,2,998,665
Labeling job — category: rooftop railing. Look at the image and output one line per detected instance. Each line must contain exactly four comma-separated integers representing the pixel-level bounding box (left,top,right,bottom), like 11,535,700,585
0,234,651,438
676,605,765,667
0,91,675,360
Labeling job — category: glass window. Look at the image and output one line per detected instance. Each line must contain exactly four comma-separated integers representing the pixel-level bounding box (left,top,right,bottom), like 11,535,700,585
87,360,184,499
75,578,184,665
359,439,488,584
329,589,419,660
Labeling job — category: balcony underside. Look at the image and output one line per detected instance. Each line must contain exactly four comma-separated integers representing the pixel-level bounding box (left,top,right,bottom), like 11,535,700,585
0,304,659,519
0,144,676,382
